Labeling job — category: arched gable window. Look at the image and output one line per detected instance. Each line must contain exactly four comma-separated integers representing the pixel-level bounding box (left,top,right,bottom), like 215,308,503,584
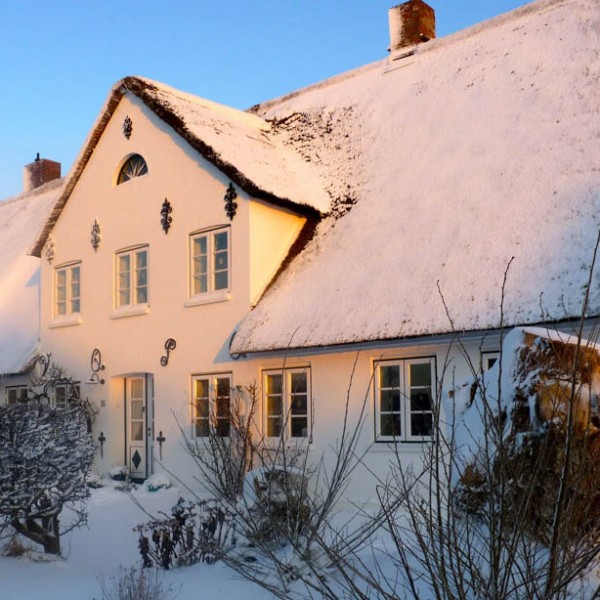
117,154,148,185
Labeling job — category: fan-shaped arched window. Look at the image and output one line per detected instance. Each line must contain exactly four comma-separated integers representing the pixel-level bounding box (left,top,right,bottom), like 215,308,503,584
117,154,148,185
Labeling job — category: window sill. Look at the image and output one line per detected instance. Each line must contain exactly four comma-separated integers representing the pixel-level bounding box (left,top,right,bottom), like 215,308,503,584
372,439,432,451
184,290,232,308
49,313,82,328
109,303,150,320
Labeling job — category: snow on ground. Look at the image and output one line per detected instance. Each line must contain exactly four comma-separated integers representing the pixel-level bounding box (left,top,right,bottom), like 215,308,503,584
0,482,272,600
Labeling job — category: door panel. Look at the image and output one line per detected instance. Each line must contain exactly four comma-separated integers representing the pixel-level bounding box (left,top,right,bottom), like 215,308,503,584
125,376,151,480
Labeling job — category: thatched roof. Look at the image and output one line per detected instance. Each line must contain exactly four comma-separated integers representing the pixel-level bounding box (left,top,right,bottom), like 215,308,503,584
231,0,600,353
31,76,330,257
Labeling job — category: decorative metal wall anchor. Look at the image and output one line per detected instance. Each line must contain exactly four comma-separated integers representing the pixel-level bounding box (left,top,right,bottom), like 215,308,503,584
160,338,176,366
156,431,166,460
98,431,106,458
33,353,52,383
224,183,238,220
87,348,105,384
91,219,101,252
160,198,172,233
123,116,133,140
45,235,55,263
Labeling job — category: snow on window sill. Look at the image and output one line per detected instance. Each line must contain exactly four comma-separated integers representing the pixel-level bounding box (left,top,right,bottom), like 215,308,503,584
49,313,83,328
109,303,150,320
184,290,232,308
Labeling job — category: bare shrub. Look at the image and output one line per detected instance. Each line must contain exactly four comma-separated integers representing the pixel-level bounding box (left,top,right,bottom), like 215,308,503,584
97,565,175,600
136,497,236,569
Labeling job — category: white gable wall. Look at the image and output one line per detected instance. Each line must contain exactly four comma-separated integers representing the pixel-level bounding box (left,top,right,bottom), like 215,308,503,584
39,94,307,481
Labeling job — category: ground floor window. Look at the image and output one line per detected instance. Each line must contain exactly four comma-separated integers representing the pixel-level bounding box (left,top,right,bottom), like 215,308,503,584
54,382,81,409
263,367,311,439
193,373,232,437
374,357,436,442
6,386,28,405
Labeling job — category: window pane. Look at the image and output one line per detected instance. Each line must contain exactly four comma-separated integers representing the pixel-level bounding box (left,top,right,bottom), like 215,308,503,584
196,420,209,437
131,422,143,441
267,396,282,416
71,266,80,283
381,414,401,437
380,389,400,413
214,232,228,251
194,273,208,294
266,374,282,395
291,394,307,415
380,365,400,388
214,271,228,290
410,363,432,387
291,417,308,438
196,398,209,418
135,251,147,269
216,419,230,437
195,379,209,398
411,413,433,437
291,372,307,394
194,236,207,255
131,399,143,419
411,389,432,411
131,379,144,398
216,377,230,399
267,417,282,437
215,251,228,270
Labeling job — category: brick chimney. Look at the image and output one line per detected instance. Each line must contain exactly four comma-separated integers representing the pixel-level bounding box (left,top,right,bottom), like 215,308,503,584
388,0,435,52
23,153,61,192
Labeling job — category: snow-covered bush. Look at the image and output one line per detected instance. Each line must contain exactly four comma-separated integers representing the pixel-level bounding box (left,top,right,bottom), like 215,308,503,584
0,400,95,555
242,466,310,547
136,497,236,569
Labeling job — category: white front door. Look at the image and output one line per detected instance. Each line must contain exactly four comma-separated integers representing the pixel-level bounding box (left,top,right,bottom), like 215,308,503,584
125,375,153,480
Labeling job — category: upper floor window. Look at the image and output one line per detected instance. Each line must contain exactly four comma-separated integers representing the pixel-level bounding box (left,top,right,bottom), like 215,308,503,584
116,247,148,307
55,263,81,317
374,357,436,442
193,373,232,437
264,367,311,439
117,154,148,185
190,227,230,296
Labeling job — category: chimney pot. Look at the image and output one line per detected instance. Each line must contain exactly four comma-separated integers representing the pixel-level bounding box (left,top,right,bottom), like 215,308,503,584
388,0,436,53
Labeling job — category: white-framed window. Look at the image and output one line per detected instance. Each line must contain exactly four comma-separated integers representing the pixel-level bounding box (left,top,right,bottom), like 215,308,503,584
116,246,148,307
6,386,28,405
264,367,311,439
190,227,230,296
117,154,148,185
55,262,81,316
193,373,232,437
482,351,500,372
374,357,436,442
54,382,80,409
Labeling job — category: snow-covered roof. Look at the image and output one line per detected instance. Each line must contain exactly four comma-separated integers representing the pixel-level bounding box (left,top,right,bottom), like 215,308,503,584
231,0,600,353
0,179,63,374
31,76,329,257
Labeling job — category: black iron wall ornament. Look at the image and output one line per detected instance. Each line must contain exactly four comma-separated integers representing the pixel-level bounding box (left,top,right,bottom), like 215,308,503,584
160,198,173,233
91,219,101,252
98,431,106,458
156,431,166,460
224,183,238,220
160,338,177,366
123,116,133,140
87,348,106,384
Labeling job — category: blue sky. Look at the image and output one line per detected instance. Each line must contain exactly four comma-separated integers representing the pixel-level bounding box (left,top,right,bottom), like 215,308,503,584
0,0,529,199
